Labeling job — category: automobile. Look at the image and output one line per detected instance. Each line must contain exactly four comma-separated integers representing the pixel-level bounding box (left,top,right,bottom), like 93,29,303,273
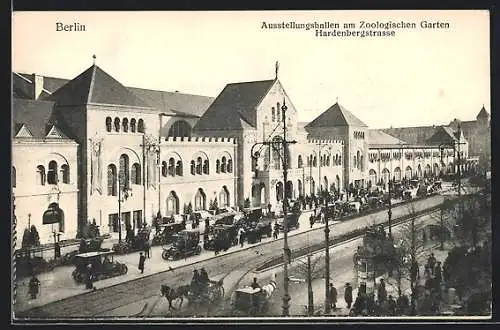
190,210,212,223
161,229,202,261
276,211,301,232
212,212,236,226
71,251,127,283
402,190,412,201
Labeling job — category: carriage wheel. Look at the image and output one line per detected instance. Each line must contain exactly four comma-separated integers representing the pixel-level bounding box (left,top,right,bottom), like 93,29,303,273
122,264,128,274
215,285,225,301
161,250,169,260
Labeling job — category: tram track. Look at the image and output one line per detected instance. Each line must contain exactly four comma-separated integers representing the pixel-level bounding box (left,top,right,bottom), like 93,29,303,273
18,194,450,319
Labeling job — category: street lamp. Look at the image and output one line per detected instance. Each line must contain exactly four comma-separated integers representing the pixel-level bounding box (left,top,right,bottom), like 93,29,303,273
250,97,296,316
118,174,132,243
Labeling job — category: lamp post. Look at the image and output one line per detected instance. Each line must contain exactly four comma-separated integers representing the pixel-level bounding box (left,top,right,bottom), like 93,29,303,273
251,97,296,316
388,179,393,238
315,142,331,314
118,174,132,243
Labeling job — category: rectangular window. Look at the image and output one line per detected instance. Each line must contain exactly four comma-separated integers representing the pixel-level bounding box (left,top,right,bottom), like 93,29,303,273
122,212,131,230
109,213,119,232
133,210,143,229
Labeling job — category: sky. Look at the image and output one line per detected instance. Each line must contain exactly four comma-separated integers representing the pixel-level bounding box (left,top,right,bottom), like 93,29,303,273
12,10,490,129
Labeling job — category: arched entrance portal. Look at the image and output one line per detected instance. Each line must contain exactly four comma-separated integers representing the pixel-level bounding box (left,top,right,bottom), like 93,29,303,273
219,186,230,207
166,191,179,216
194,188,206,210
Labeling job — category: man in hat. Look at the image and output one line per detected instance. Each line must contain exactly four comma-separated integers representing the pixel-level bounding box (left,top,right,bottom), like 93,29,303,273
191,269,200,295
251,277,261,290
329,283,338,309
377,279,387,303
199,267,210,294
138,252,146,274
344,283,353,309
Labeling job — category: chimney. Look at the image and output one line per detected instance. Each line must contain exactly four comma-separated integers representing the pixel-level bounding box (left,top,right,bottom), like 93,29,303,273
32,73,44,100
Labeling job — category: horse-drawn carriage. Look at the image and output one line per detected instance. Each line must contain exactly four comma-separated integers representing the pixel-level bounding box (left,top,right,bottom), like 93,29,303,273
231,280,278,316
113,226,151,254
160,277,225,310
152,222,185,246
71,250,128,283
162,229,202,260
203,224,239,251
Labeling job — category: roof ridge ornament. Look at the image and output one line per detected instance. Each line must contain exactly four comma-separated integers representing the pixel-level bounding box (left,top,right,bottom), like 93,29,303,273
275,61,279,79
92,54,96,65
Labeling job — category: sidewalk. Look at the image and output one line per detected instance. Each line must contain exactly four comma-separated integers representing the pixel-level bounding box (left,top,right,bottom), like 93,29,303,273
14,194,446,314
14,210,332,313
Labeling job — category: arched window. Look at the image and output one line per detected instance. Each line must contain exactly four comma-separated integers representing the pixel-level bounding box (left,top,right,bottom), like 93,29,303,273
162,161,168,177
130,118,136,133
360,155,364,171
272,137,283,170
122,118,129,133
298,155,303,168
276,182,284,201
107,164,117,196
137,119,145,133
166,191,179,216
105,117,112,132
36,165,46,185
47,161,58,184
313,155,317,167
356,151,361,169
272,107,276,122
277,102,281,122
60,164,70,184
114,117,120,132
327,155,331,166
227,159,233,173
353,155,357,169
382,168,390,184
194,188,206,210
405,166,412,179
167,120,192,137
176,160,183,176
168,158,175,176
339,155,342,165
221,156,227,173
119,154,130,189
196,157,202,175
203,159,209,174
131,163,141,184
216,159,221,173
190,160,196,175
394,167,402,181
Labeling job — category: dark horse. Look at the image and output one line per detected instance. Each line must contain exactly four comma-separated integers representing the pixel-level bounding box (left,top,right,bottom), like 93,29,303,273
160,284,191,310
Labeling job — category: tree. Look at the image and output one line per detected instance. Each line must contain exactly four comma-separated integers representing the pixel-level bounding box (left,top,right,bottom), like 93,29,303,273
293,254,325,316
429,197,455,250
451,193,491,250
21,228,32,249
392,203,425,315
30,225,40,247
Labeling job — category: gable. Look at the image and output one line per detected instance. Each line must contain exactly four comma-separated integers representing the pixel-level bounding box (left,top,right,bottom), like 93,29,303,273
306,102,367,129
15,124,34,138
46,125,67,139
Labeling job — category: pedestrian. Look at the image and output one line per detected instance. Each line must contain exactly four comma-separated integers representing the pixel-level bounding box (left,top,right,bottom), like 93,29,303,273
138,252,146,274
329,283,337,309
273,222,279,239
434,261,442,283
143,240,151,259
427,253,436,275
54,242,61,259
377,279,387,303
309,214,314,228
344,282,353,309
86,264,94,290
410,259,420,283
28,274,40,299
424,265,432,281
239,228,245,248
387,295,396,316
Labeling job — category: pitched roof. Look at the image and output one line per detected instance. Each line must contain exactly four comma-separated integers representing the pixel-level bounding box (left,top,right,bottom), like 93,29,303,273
426,126,458,145
128,87,214,117
477,106,489,119
12,98,57,138
194,79,275,131
368,129,407,146
305,102,368,128
47,65,152,108
381,126,438,145
18,73,69,94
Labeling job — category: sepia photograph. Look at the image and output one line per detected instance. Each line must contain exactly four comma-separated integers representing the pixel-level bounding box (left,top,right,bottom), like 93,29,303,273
11,10,491,321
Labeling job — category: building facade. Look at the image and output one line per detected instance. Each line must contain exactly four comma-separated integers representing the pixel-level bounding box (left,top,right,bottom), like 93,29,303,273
12,63,483,245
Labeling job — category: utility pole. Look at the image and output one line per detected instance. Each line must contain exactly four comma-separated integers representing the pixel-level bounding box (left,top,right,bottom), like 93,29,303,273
251,98,296,316
388,179,392,238
307,255,314,316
